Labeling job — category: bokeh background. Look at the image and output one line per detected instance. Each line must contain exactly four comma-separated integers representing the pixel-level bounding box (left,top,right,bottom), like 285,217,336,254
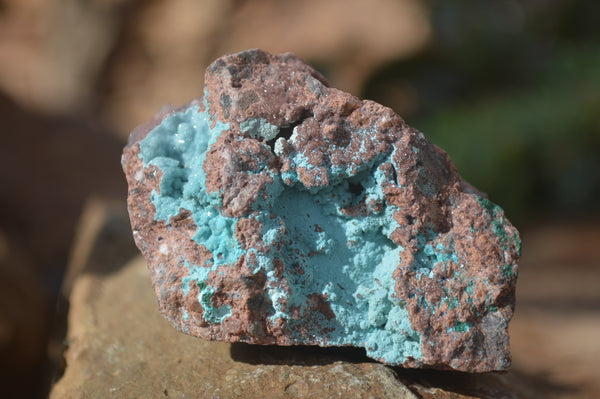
0,0,598,397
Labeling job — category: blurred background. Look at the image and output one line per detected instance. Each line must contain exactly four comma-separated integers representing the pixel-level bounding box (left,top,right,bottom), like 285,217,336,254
0,0,598,397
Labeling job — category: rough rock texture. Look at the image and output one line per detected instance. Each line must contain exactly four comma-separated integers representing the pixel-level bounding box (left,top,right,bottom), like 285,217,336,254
122,49,521,372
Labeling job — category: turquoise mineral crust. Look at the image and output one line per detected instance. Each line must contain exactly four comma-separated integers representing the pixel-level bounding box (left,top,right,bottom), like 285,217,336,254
124,49,520,372
139,103,422,363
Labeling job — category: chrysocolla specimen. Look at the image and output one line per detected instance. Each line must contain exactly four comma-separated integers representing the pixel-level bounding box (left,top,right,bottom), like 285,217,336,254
123,49,520,372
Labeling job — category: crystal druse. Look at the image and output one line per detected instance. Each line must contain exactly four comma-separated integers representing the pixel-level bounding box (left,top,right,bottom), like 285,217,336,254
122,49,520,372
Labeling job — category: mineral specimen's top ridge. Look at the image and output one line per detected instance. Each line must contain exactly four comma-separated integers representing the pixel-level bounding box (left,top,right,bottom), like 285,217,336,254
122,49,520,372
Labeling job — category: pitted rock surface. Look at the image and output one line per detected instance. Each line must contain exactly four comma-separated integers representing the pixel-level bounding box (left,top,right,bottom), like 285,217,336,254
122,49,520,372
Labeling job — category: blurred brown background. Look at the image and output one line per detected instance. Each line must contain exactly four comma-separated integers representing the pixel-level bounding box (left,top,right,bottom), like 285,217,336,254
0,0,598,398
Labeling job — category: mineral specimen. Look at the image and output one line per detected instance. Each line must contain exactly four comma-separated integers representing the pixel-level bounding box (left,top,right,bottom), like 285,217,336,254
122,49,520,372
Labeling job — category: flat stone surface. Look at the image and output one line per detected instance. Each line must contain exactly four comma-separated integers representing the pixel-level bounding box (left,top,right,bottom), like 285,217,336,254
122,49,520,372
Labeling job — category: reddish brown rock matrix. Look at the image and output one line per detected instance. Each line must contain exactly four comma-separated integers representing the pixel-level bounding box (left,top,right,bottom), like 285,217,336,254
122,49,520,372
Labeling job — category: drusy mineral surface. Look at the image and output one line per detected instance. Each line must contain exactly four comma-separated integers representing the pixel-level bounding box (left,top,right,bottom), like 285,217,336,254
122,49,520,372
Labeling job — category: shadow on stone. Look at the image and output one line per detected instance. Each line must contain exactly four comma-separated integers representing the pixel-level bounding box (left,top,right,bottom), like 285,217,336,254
63,198,138,286
231,343,566,397
230,342,376,366
44,199,138,397
395,367,580,399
